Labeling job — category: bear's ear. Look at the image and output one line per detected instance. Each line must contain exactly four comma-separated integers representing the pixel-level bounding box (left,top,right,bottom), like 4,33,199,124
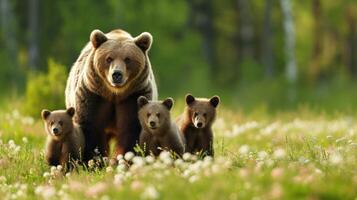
41,109,51,120
66,107,75,117
162,98,174,110
185,94,195,105
134,32,152,52
90,29,108,48
209,96,220,108
137,96,149,108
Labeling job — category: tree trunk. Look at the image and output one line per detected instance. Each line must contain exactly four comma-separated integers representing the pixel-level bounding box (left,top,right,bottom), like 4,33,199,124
261,0,274,77
194,0,216,77
345,8,356,77
0,0,17,60
310,0,322,80
28,0,39,70
280,0,297,83
237,0,254,61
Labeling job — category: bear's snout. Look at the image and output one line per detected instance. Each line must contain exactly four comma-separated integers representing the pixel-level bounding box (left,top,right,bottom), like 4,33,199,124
196,122,203,128
112,70,123,84
52,127,60,135
193,116,206,129
149,121,156,129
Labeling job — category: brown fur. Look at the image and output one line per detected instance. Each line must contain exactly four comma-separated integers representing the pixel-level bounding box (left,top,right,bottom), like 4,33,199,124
176,94,220,157
65,29,157,161
138,96,184,156
41,108,85,167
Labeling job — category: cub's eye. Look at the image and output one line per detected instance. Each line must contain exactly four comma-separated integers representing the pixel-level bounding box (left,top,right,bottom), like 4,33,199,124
203,113,207,117
58,121,63,126
106,57,113,63
147,113,150,118
124,57,131,64
156,113,160,118
50,121,54,126
194,112,198,117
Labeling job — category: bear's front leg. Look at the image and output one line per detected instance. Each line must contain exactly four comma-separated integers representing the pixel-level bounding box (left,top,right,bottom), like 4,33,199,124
75,94,113,162
114,97,142,156
45,138,62,166
200,131,214,157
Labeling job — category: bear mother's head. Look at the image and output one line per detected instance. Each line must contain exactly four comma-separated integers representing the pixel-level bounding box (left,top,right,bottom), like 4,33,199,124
88,29,153,94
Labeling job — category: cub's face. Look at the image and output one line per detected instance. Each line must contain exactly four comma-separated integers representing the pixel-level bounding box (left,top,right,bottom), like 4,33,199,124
41,108,75,141
185,94,220,129
137,96,173,132
90,29,152,92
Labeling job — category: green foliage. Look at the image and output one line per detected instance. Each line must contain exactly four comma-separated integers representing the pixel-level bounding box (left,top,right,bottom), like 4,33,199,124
0,0,356,111
23,59,67,117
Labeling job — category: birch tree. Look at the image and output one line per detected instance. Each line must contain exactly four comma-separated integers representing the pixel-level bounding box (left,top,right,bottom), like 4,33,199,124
280,0,297,83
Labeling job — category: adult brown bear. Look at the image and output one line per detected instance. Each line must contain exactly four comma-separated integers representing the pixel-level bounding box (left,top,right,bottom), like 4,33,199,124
65,29,157,161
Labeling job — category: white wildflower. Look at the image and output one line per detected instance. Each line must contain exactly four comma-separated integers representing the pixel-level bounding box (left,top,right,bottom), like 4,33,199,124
132,156,145,167
189,175,199,183
145,155,155,164
182,153,192,161
273,148,286,159
94,148,100,155
8,140,16,149
22,137,28,144
106,166,113,173
329,152,343,165
117,163,127,172
174,159,184,168
257,151,268,161
141,185,159,200
0,176,6,183
159,151,172,165
239,145,250,155
56,165,63,171
43,172,50,178
35,185,56,199
114,174,125,185
124,152,135,161
116,154,124,161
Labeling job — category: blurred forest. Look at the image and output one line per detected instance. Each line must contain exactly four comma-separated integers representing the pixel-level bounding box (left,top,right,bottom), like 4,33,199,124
0,0,356,114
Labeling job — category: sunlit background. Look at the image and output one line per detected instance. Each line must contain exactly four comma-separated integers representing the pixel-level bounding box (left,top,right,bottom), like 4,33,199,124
0,0,356,116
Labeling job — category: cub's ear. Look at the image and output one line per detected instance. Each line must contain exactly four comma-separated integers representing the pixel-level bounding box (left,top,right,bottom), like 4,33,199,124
185,94,195,105
90,29,108,48
66,107,75,117
162,98,174,110
209,96,220,108
134,32,152,52
137,96,149,108
41,109,51,120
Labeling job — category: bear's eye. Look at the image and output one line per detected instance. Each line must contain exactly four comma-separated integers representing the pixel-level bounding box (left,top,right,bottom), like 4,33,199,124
156,113,160,118
194,112,198,117
58,121,63,126
147,113,150,118
203,113,207,117
106,57,113,63
124,57,131,64
50,121,54,126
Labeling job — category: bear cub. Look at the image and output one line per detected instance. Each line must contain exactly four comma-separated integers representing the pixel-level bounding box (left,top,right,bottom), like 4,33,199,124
41,107,85,168
138,96,184,156
176,94,220,157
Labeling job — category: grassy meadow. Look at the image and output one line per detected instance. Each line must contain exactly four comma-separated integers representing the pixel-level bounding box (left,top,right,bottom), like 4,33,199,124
0,99,356,200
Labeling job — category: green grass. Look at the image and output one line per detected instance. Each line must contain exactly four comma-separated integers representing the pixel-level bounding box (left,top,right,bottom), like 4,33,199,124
0,103,356,200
